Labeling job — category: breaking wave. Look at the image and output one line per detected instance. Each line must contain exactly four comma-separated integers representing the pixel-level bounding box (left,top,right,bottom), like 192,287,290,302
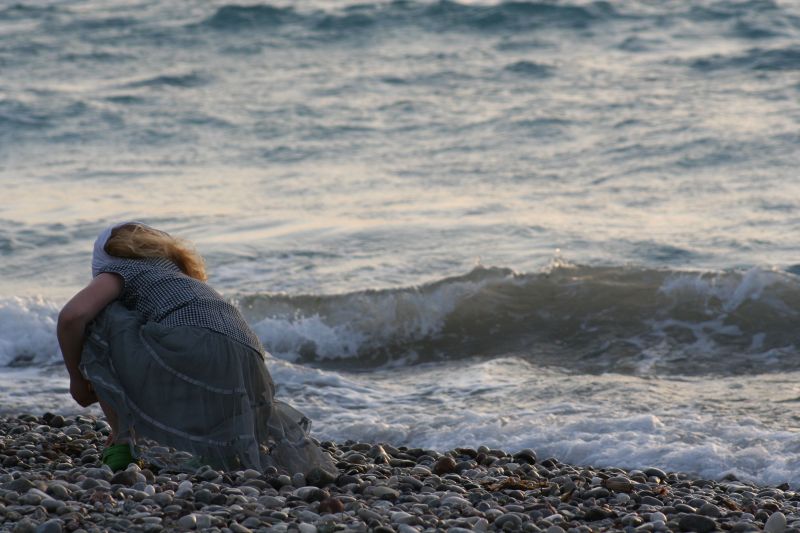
3,263,799,374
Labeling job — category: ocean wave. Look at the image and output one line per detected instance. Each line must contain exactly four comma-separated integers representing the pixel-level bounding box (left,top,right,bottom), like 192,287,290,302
122,71,211,89
0,99,50,129
4,264,799,374
239,264,800,374
201,1,617,34
203,4,300,29
690,45,800,72
503,60,554,77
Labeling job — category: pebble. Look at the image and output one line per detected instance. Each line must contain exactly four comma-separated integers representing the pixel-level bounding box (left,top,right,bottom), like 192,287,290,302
433,456,457,475
0,413,794,533
605,476,633,493
678,513,718,533
34,520,63,533
765,511,787,533
177,513,197,529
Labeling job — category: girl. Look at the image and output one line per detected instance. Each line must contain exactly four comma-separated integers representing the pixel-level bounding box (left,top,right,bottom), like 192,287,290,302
57,221,336,477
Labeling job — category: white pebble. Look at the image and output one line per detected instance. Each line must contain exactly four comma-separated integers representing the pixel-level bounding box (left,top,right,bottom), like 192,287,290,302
765,512,787,533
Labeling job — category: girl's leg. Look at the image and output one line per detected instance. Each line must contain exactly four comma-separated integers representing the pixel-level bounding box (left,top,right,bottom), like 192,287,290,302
98,398,122,444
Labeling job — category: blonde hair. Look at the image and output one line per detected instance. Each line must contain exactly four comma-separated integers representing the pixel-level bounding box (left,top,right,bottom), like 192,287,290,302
105,224,207,281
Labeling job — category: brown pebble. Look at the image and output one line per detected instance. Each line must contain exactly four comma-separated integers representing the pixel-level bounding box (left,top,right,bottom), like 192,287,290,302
318,497,344,514
432,456,457,475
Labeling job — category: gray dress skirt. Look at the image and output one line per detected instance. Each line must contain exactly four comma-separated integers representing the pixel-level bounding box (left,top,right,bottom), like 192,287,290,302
80,301,337,476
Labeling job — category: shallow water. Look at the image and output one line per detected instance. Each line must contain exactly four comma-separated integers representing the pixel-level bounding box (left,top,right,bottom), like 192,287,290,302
3,0,800,486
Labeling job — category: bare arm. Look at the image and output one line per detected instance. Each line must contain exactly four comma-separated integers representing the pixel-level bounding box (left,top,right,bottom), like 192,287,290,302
57,273,123,406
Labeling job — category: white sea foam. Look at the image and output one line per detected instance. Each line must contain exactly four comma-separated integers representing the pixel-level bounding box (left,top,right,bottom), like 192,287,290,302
0,296,61,366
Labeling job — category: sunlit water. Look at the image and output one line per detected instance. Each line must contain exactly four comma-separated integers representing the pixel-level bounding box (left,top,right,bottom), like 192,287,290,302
3,0,800,486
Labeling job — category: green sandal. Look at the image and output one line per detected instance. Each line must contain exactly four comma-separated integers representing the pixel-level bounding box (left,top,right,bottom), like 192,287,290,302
101,443,135,472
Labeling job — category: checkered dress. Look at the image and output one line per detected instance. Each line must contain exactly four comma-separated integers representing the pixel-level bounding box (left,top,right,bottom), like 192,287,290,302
99,257,264,356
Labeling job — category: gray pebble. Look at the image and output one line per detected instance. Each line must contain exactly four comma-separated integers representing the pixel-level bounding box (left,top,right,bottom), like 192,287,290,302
364,485,399,500
678,513,717,533
110,470,138,487
34,520,63,533
698,503,722,518
494,513,523,529
177,513,197,529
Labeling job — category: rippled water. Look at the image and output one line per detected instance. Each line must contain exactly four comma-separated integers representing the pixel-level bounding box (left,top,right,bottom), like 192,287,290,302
3,0,800,486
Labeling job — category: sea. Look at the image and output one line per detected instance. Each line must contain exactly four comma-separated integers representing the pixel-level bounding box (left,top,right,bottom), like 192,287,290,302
2,0,800,487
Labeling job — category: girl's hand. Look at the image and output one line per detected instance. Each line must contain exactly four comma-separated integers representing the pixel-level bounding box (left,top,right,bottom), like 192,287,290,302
70,376,98,407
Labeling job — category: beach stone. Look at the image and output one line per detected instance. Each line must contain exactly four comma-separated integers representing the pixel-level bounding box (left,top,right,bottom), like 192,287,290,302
84,468,112,481
730,522,760,533
513,448,537,464
640,496,663,506
153,492,173,506
365,486,399,500
644,468,667,480
433,457,457,475
679,513,717,532
273,474,292,488
358,508,384,523
298,524,317,533
7,478,35,493
495,513,523,529
306,466,337,487
13,518,37,533
545,527,566,533
605,476,633,493
34,520,62,533
19,492,43,506
584,487,610,499
293,486,326,502
230,523,253,533
698,503,722,517
42,498,65,513
621,513,644,527
175,480,193,498
391,511,417,524
318,497,344,514
765,512,788,533
258,495,285,508
195,513,212,529
441,495,471,508
110,470,138,487
177,513,197,529
649,512,667,523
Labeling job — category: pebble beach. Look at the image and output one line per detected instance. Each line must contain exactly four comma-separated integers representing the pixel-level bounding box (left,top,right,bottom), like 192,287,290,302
1,414,798,533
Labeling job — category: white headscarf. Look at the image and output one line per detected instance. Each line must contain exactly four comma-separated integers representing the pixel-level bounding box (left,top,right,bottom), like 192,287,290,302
91,220,153,277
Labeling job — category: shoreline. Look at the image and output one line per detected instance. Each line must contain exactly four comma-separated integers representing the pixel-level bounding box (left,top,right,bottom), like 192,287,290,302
1,414,797,532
